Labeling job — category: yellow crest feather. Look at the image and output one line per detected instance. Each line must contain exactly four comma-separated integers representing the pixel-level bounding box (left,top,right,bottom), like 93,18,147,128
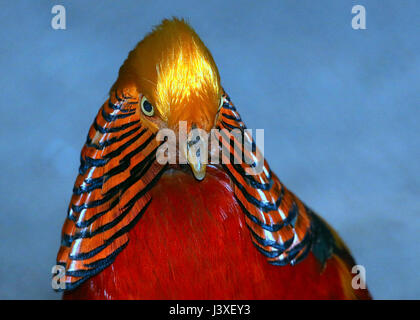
113,18,221,130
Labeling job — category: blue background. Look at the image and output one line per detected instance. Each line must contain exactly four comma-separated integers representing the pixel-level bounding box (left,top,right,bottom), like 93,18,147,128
0,0,418,299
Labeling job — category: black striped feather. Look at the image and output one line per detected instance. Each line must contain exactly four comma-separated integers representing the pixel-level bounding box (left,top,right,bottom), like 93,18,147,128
56,88,165,291
216,92,315,267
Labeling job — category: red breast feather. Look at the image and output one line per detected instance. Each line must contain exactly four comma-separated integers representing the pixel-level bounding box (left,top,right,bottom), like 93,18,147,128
64,165,366,300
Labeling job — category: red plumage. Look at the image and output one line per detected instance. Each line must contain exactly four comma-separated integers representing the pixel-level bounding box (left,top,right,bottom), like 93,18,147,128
64,166,370,300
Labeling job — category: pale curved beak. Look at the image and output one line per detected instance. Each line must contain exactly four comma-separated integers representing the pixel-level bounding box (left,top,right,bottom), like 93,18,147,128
185,135,207,181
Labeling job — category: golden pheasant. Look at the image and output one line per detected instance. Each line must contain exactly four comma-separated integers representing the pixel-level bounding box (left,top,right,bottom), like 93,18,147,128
56,18,371,300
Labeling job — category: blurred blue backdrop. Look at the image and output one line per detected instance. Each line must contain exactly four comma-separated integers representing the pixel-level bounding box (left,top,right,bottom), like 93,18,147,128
0,0,418,299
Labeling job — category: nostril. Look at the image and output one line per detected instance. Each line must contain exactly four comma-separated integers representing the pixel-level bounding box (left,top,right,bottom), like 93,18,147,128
187,135,201,148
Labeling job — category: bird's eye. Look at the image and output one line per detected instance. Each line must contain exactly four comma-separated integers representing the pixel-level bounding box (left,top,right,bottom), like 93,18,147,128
140,96,154,116
218,96,224,112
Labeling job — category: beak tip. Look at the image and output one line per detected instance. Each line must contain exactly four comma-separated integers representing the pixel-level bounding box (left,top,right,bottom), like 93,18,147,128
184,134,207,181
192,169,206,181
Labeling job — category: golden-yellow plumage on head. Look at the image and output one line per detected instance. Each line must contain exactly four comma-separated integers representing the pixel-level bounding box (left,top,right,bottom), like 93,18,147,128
113,18,222,132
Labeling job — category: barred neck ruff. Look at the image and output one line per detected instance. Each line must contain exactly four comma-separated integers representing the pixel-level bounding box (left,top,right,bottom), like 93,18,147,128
215,93,317,267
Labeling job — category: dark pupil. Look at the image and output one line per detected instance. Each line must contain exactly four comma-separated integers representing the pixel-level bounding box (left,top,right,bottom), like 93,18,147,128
143,100,153,113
